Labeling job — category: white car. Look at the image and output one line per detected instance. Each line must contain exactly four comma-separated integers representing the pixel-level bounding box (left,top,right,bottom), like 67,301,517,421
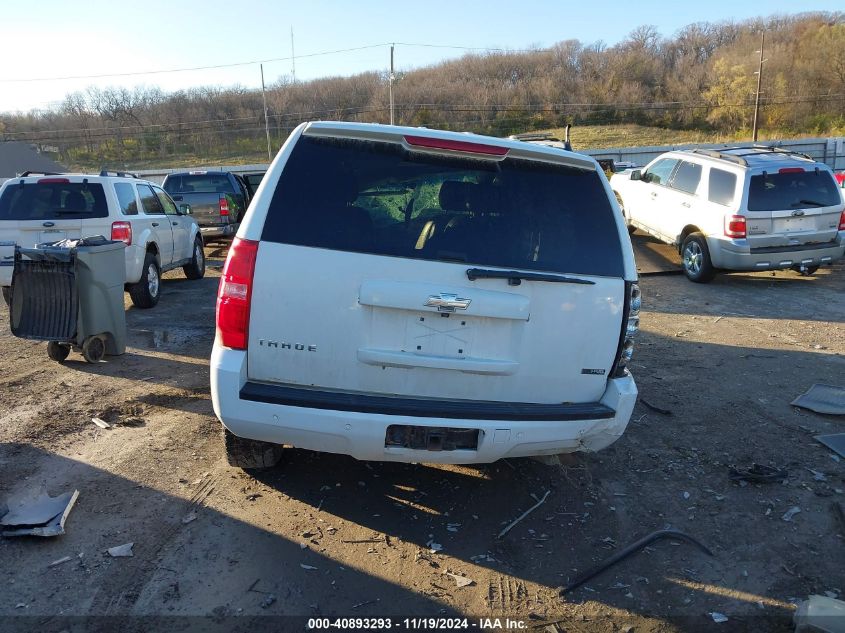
611,147,845,282
211,121,639,468
0,171,205,307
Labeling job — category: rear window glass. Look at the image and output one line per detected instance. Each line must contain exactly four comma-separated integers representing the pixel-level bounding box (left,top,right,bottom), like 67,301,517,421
708,169,737,206
748,171,841,211
163,174,234,194
0,182,108,220
260,135,624,277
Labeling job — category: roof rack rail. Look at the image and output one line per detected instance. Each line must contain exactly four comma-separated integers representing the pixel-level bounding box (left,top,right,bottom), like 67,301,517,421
726,145,814,161
18,170,63,177
688,148,748,166
99,169,139,178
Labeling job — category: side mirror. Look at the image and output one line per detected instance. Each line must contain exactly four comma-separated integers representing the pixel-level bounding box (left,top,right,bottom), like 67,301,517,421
179,204,192,215
630,170,642,181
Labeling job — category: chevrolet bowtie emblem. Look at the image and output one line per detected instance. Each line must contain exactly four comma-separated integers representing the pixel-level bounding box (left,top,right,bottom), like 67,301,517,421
424,292,471,312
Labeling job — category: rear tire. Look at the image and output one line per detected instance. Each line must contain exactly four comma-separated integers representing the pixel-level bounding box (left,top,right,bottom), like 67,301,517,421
182,237,205,280
223,428,284,469
681,233,716,283
129,252,161,308
47,341,71,363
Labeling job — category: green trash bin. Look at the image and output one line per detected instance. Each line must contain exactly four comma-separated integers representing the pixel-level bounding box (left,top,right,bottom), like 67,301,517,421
9,237,127,363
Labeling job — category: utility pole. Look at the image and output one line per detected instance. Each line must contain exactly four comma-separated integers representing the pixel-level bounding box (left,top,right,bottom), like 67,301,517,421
752,30,765,143
290,28,296,83
260,64,272,161
389,44,395,125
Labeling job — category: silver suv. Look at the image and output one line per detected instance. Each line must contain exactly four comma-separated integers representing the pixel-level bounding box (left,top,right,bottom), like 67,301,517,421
611,147,845,282
0,171,205,307
211,122,639,468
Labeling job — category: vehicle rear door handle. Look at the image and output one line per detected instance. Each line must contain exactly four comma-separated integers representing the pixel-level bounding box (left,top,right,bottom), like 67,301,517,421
151,222,159,227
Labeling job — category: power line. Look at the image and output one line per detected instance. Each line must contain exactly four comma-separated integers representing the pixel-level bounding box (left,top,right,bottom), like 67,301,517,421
0,44,391,83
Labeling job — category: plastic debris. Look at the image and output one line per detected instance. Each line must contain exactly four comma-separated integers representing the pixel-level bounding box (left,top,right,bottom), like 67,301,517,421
782,506,801,522
1,489,79,537
815,434,845,459
791,384,845,415
793,595,845,633
445,572,474,588
48,555,72,568
710,612,729,623
91,417,112,429
108,542,134,557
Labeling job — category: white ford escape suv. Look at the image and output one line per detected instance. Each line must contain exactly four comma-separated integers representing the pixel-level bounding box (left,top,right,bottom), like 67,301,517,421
0,171,205,307
611,147,845,282
211,122,639,468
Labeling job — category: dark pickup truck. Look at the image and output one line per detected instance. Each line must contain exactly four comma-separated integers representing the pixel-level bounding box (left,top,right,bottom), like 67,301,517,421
162,171,250,242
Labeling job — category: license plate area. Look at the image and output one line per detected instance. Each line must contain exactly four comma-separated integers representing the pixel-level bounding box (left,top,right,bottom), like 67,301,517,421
773,217,812,233
385,425,480,451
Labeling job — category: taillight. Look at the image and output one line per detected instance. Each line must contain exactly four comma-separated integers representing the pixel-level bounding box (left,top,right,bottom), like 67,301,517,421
37,178,70,183
778,167,804,174
219,195,230,216
839,210,845,231
111,221,132,245
724,215,747,239
216,237,259,349
612,282,640,377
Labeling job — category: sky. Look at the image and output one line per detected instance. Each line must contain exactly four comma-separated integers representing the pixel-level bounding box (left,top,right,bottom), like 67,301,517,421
1,0,842,114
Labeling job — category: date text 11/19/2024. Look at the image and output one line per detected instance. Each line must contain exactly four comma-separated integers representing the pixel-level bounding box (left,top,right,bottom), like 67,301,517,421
307,617,528,630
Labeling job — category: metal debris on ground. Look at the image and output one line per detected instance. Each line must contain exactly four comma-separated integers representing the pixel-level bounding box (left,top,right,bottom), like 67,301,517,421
1,489,79,537
107,542,134,557
91,417,112,429
560,529,714,595
497,490,551,539
728,464,788,484
782,506,801,522
791,384,845,415
815,434,845,459
639,398,672,415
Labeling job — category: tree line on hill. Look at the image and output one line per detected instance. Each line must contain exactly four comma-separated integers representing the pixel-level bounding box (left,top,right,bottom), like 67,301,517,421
1,11,843,167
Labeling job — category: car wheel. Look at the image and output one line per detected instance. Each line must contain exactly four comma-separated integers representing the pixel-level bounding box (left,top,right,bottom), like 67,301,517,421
128,252,161,308
791,264,819,276
681,233,716,283
47,341,71,363
223,427,284,470
1,286,9,306
614,192,636,234
183,237,205,280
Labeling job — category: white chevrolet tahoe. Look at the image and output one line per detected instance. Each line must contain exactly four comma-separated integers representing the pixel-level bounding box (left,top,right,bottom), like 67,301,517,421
0,171,205,307
610,147,845,282
211,122,640,468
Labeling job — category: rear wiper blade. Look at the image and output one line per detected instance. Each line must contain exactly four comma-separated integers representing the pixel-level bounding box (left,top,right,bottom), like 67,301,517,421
794,199,826,207
466,267,595,286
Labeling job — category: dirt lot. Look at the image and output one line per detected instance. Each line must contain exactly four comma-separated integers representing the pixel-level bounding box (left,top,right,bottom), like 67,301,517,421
0,236,843,632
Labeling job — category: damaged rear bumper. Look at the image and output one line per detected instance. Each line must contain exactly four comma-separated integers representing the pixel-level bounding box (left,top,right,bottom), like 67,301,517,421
211,347,637,464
